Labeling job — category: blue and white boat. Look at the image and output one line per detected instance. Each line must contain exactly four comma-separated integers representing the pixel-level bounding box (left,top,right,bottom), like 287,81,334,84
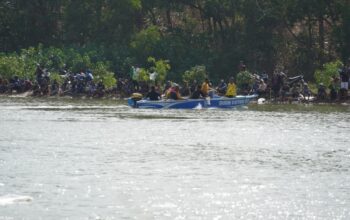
127,95,257,109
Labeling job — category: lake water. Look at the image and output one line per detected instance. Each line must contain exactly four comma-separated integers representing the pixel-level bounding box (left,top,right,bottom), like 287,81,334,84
0,97,350,219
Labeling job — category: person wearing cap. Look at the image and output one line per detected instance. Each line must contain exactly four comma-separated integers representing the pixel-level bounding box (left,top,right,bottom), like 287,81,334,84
225,77,237,98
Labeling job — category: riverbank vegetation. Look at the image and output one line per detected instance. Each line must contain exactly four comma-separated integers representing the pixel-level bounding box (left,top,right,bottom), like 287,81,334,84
1,0,349,83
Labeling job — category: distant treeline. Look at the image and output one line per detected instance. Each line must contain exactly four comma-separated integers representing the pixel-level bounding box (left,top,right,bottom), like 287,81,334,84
1,0,349,81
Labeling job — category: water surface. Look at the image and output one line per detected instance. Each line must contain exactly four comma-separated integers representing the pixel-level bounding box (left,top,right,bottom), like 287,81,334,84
0,97,349,219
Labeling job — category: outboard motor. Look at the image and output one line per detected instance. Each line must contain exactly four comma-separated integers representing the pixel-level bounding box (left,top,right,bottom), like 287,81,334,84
129,93,143,108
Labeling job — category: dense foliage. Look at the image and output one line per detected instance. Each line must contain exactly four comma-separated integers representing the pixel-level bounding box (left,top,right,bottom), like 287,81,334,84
182,66,208,83
236,70,254,90
0,45,113,80
1,0,349,83
314,60,343,87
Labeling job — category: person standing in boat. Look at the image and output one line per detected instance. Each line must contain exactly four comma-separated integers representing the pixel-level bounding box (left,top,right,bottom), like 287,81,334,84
225,77,237,98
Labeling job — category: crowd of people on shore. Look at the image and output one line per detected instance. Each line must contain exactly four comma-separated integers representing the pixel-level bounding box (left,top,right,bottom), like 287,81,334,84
1,60,349,102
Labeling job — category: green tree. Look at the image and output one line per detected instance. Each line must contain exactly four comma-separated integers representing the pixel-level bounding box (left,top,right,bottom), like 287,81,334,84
130,26,162,63
182,65,208,83
314,60,343,87
64,0,141,46
0,0,63,51
147,57,170,85
236,70,254,90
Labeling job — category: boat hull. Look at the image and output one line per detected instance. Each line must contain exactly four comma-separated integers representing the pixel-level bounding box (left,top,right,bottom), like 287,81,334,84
128,95,257,109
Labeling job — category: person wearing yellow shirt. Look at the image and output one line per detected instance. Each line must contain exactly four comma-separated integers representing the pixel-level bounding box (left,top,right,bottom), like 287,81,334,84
225,77,237,98
201,78,211,97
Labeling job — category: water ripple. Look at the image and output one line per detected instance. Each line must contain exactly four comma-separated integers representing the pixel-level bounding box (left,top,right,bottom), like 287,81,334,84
0,97,350,219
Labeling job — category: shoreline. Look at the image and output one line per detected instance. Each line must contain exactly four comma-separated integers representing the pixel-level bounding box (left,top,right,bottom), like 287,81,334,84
1,93,349,106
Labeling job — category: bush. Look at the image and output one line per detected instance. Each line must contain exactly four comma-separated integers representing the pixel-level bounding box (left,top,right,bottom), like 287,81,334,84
182,65,208,83
102,73,117,89
147,57,170,84
92,62,117,89
236,70,254,89
0,54,26,79
314,60,343,87
130,26,161,62
0,45,119,89
137,68,150,82
50,72,64,84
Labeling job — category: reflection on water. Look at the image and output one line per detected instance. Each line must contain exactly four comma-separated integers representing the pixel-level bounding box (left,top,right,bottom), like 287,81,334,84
0,195,33,206
0,96,350,219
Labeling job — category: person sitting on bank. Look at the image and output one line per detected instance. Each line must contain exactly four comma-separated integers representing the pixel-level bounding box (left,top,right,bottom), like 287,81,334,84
146,86,161,101
225,77,237,98
291,83,300,99
257,79,267,97
302,82,311,100
339,58,350,100
317,83,327,100
191,85,205,99
329,76,339,101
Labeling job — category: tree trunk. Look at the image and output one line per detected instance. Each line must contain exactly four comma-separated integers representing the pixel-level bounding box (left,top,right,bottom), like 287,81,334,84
218,19,225,44
318,15,325,64
166,9,172,30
